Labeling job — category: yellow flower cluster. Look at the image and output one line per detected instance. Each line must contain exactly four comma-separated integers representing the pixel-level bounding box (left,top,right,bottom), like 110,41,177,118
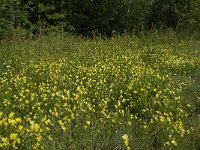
0,43,199,149
122,134,131,150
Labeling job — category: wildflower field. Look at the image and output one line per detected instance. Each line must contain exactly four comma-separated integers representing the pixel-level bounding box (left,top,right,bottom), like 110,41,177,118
0,33,200,149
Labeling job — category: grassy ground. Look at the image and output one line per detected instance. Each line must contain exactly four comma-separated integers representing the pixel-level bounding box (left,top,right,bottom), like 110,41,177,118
0,32,200,150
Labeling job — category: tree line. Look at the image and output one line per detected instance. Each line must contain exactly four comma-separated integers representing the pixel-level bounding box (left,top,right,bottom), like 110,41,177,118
0,0,199,38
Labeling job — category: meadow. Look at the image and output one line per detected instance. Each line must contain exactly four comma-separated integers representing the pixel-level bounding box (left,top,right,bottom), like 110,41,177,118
0,32,200,150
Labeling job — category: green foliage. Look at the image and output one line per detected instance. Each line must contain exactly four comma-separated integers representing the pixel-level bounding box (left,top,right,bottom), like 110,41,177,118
0,0,29,39
125,0,151,33
178,0,200,31
0,0,199,38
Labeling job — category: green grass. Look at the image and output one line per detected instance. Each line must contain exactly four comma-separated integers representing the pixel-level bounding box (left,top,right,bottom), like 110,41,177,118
0,32,200,150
